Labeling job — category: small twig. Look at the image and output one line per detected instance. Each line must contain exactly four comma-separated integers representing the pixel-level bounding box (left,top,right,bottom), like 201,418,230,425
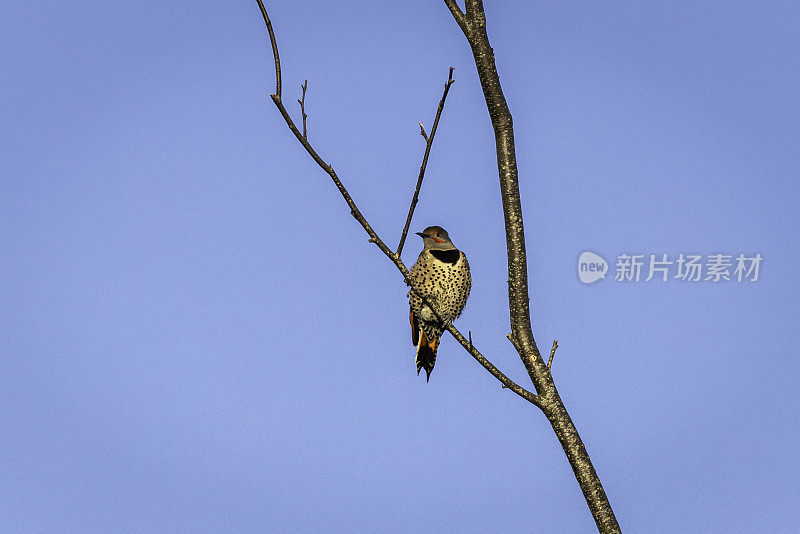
547,339,558,369
506,332,522,353
506,330,544,374
297,80,308,139
396,66,456,257
468,330,473,348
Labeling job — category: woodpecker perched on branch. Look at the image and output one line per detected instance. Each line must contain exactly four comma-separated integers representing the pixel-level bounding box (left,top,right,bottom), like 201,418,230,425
408,226,471,381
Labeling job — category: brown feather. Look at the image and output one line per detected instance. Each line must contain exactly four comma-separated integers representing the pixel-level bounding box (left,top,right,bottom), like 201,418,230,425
410,308,419,346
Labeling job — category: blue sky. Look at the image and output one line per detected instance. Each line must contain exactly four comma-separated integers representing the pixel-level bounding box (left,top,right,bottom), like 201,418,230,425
3,2,799,532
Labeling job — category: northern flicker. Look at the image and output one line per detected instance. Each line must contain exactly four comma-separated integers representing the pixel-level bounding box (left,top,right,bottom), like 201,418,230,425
408,225,471,381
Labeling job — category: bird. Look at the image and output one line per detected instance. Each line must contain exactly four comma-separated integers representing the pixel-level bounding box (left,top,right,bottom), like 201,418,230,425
408,225,471,381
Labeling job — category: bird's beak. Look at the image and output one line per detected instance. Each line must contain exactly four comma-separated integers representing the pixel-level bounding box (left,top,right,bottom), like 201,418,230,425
415,232,427,238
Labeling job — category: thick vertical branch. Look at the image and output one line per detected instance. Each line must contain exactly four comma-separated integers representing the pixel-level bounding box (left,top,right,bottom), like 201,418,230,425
447,1,621,532
461,0,543,387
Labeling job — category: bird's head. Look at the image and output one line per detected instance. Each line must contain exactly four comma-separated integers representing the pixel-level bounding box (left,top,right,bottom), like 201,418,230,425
416,226,454,250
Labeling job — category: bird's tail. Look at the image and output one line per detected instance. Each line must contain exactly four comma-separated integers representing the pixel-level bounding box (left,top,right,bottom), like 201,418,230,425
415,329,439,382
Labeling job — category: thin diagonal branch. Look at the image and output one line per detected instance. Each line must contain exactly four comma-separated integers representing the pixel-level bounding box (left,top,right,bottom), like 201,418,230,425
256,0,281,98
255,0,540,409
397,66,455,257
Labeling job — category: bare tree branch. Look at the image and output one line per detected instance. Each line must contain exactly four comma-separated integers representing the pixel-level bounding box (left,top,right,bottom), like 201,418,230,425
443,1,620,532
254,0,540,409
397,66,455,258
256,0,281,98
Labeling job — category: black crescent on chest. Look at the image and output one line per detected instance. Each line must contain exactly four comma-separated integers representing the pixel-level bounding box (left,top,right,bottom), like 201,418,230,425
429,249,461,264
